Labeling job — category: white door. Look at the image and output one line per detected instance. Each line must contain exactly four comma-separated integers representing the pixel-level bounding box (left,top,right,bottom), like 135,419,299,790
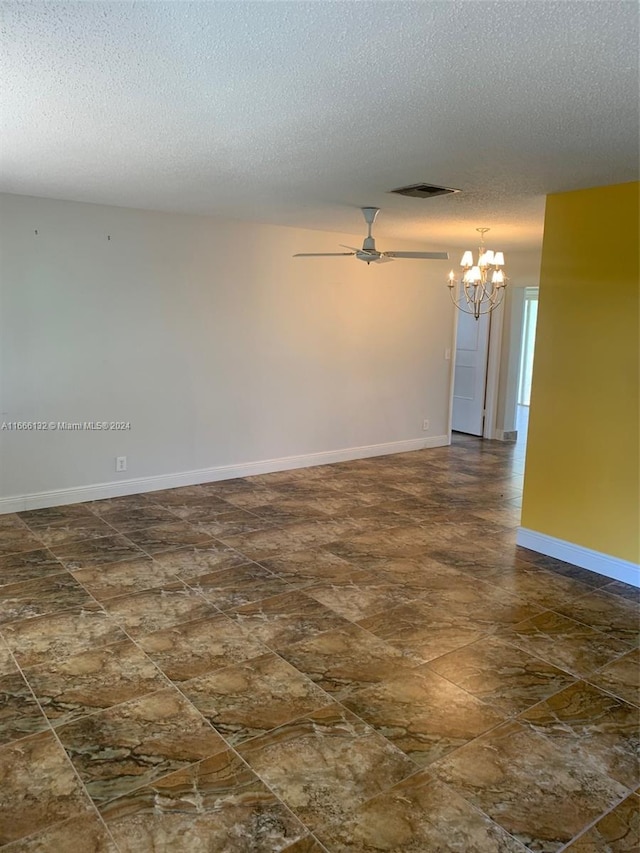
451,309,491,435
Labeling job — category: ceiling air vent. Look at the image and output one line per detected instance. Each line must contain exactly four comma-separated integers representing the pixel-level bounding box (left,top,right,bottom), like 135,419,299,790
389,183,460,199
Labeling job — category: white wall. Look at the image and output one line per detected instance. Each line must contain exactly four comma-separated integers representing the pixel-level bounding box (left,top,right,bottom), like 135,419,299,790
0,194,455,507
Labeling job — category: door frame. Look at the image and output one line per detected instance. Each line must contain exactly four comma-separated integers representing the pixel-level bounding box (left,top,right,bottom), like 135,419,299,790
516,286,540,406
446,304,458,442
483,299,505,439
447,299,505,441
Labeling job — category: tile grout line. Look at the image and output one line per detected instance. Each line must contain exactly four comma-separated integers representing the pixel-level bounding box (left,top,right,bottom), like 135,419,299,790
495,607,637,672
79,631,333,848
3,449,637,849
24,560,433,845
6,530,635,721
29,571,334,845
0,637,125,852
554,786,638,852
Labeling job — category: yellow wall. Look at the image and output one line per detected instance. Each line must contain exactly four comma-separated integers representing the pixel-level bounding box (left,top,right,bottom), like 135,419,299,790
521,182,639,563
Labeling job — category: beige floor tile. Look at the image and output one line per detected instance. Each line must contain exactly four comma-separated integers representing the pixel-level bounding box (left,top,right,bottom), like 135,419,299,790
238,705,418,831
100,748,308,851
562,791,640,851
0,517,47,558
0,640,18,677
187,562,292,610
72,557,183,601
588,648,640,707
0,671,49,745
358,600,488,663
26,639,166,727
427,634,577,714
18,516,116,549
258,548,358,588
149,542,251,580
343,666,505,766
1,812,118,852
18,505,95,528
433,720,629,851
56,688,227,804
0,549,67,589
517,680,640,789
500,610,631,678
222,519,363,561
0,731,93,845
316,772,529,852
553,588,640,647
181,652,334,744
280,623,422,699
92,505,180,534
102,582,218,637
228,590,351,650
50,535,146,570
305,572,421,622
2,605,127,669
0,572,93,625
123,522,213,555
138,613,270,682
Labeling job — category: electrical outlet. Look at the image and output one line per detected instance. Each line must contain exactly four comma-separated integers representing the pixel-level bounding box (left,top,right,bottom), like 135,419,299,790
444,348,451,360
115,456,127,472
422,419,430,431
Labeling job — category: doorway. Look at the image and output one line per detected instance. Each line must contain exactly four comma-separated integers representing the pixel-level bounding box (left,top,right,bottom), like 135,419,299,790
515,287,539,444
448,285,538,444
451,308,491,436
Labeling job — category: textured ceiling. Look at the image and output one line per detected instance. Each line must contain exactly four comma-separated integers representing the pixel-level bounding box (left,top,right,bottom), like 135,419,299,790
1,1,638,252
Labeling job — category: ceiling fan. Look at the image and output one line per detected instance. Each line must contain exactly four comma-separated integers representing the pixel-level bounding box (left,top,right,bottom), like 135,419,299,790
293,207,449,265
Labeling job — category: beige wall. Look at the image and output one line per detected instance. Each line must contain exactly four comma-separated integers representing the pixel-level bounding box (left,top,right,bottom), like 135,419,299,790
0,193,456,503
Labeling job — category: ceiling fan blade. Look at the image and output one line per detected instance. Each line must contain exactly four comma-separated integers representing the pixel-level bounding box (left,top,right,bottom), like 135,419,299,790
375,255,395,263
293,252,355,257
383,251,450,260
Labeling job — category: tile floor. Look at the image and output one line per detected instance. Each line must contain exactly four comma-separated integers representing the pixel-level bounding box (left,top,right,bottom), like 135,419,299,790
0,435,638,852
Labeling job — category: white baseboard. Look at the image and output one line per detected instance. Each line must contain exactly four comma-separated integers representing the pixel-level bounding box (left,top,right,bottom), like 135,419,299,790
517,527,640,588
0,435,450,515
492,429,518,442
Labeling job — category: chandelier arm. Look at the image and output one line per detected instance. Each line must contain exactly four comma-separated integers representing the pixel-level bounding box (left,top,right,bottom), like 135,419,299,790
449,285,503,317
472,287,506,316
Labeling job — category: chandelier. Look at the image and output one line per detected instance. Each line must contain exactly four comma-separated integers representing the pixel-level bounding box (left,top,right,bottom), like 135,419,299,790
447,227,507,319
